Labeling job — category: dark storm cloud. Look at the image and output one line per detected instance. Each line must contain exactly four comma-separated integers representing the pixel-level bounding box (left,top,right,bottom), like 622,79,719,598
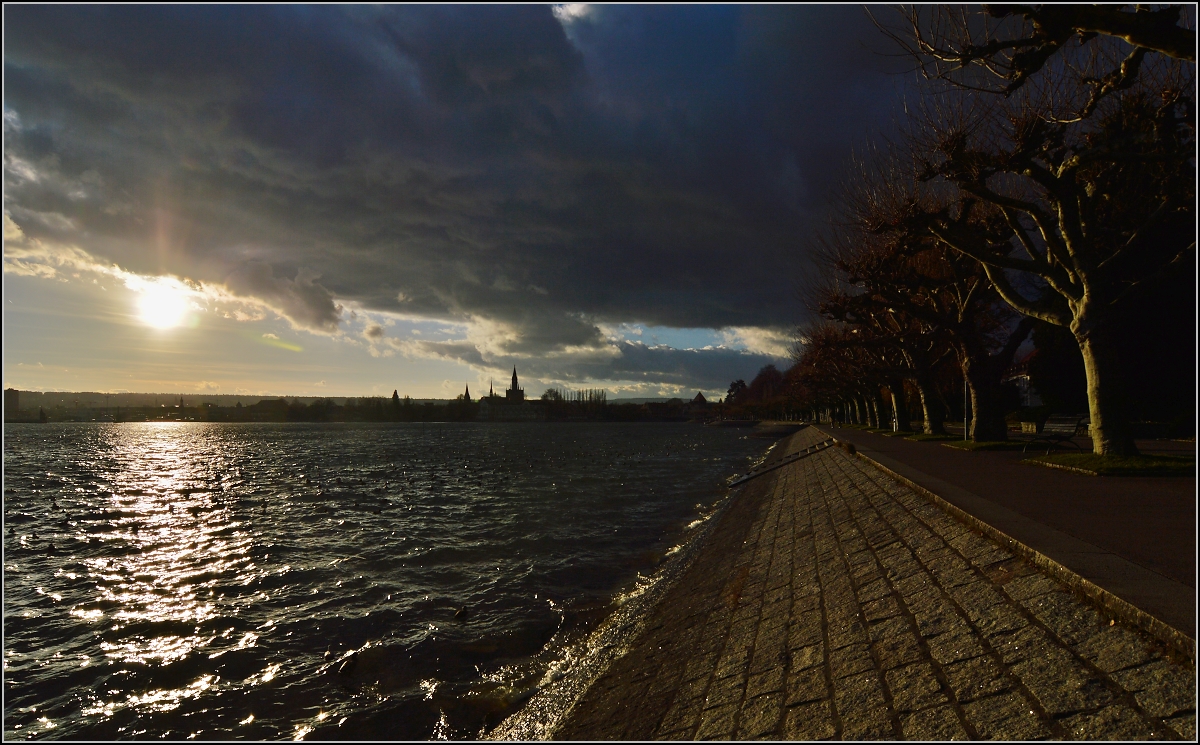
406,336,779,391
223,262,342,333
3,4,909,382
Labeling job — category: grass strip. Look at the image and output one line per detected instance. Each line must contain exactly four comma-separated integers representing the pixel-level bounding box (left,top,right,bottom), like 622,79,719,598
941,440,1032,451
1023,453,1195,477
903,433,959,442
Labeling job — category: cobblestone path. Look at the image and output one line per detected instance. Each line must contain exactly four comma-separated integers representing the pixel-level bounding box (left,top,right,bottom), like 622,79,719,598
549,429,1196,740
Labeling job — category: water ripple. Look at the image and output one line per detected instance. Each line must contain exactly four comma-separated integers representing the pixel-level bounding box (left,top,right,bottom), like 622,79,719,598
4,421,765,739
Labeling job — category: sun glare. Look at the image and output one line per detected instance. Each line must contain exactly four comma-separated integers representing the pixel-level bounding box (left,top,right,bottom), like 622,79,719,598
137,281,190,329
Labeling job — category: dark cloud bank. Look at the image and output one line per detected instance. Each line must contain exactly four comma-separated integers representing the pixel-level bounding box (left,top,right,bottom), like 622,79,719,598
4,5,909,389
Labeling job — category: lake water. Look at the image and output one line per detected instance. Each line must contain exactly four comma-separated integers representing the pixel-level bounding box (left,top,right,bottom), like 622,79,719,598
2,422,769,740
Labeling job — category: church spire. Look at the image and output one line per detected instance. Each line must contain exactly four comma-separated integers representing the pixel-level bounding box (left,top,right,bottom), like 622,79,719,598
512,366,519,390
464,383,471,402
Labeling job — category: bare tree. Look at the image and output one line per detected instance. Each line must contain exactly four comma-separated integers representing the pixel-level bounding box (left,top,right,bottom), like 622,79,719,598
828,148,1034,442
897,68,1194,455
792,322,893,427
881,4,1194,118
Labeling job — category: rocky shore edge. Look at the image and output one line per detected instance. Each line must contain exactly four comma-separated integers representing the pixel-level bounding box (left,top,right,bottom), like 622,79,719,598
486,431,798,739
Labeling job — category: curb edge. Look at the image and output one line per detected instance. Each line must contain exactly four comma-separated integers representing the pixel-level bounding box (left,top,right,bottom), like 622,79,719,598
840,441,1196,662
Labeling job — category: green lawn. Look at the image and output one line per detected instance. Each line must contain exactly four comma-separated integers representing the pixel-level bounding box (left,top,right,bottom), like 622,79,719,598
904,433,959,442
941,440,1033,451
1023,453,1196,477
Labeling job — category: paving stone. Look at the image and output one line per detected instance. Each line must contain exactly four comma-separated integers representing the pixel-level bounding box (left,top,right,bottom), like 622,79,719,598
694,703,738,740
729,611,760,636
829,642,875,680
785,665,827,707
924,550,970,574
764,586,789,607
747,645,786,676
856,577,892,603
826,616,869,650
894,570,936,597
1076,624,1158,673
681,651,719,682
899,705,969,740
911,601,968,638
834,671,894,739
703,672,745,709
972,599,1029,638
965,546,1012,569
862,594,901,623
961,691,1051,740
947,581,1006,621
713,643,753,680
1011,651,1115,716
788,643,822,672
942,655,1012,702
868,613,910,643
885,662,946,712
735,692,783,738
823,580,860,608
932,567,977,589
851,564,884,586
782,700,835,739
1112,659,1197,718
990,623,1052,664
652,727,693,740
535,434,1196,743
669,674,710,707
791,592,819,614
1165,712,1195,740
1002,572,1061,602
1022,589,1105,646
872,628,924,669
745,667,784,699
646,669,687,699
926,629,985,666
1060,704,1157,740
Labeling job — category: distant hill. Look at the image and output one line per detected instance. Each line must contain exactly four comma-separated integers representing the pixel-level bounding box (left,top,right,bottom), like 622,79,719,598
5,390,719,411
5,390,447,410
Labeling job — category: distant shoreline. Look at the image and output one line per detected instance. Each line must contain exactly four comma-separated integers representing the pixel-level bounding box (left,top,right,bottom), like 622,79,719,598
4,390,726,425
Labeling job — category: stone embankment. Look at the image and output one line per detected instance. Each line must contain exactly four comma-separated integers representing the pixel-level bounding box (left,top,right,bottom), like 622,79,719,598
494,426,1196,740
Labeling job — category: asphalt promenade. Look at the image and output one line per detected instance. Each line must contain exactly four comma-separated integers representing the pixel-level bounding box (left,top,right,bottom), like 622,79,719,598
821,426,1195,636
500,427,1196,740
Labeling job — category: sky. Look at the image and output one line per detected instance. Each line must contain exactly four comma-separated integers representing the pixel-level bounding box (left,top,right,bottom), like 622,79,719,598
3,4,911,399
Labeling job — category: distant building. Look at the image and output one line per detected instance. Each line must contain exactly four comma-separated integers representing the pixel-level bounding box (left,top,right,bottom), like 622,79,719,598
1002,351,1043,407
463,384,472,402
505,367,524,403
478,368,544,421
686,391,714,420
4,388,18,416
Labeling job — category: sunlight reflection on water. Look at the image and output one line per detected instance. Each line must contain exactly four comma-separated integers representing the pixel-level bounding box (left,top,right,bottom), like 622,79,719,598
4,421,766,739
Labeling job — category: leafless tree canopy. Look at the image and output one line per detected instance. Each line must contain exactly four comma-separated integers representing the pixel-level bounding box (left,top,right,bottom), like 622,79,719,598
790,5,1194,454
880,4,1195,119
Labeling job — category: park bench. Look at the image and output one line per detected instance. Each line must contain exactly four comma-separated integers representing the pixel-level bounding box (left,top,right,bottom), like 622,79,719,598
1022,414,1086,454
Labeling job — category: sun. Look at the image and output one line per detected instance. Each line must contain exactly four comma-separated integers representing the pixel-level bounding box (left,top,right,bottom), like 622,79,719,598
137,281,190,329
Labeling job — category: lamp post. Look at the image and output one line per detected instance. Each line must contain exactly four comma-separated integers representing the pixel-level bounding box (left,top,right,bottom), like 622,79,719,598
963,378,968,442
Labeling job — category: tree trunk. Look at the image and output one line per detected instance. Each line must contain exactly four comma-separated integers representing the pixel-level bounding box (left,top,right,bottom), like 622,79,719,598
1076,322,1140,456
866,395,879,428
871,389,889,430
961,353,1009,441
913,372,946,434
956,319,1031,442
887,378,914,432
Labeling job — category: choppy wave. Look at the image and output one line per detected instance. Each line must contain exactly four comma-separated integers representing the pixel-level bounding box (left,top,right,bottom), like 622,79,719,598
3,422,766,740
